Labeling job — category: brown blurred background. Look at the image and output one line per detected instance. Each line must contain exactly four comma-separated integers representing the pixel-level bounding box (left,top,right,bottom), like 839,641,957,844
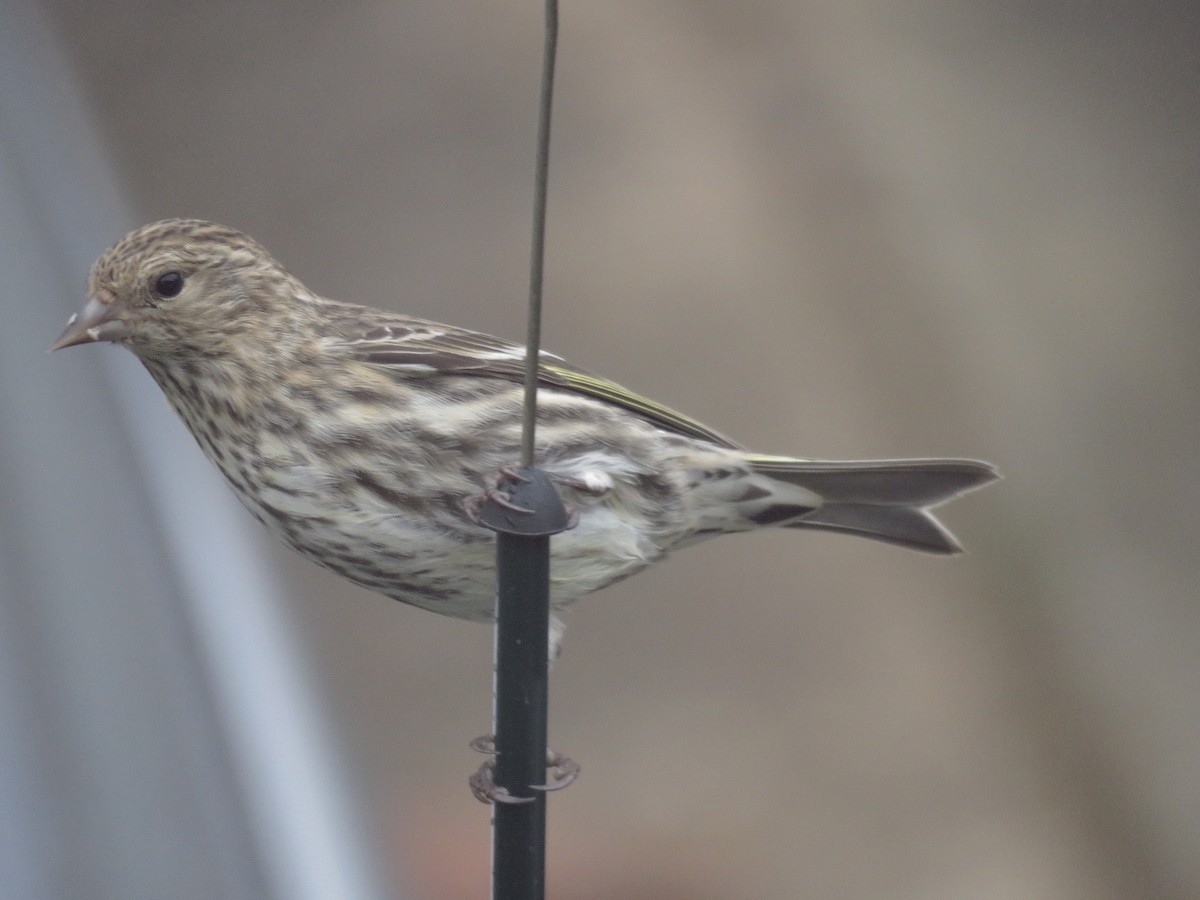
30,1,1200,897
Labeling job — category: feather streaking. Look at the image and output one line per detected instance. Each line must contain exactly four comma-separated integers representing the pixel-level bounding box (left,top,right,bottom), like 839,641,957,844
53,219,998,648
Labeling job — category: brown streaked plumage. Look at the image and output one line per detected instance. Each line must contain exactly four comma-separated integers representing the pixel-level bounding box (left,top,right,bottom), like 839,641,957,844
53,219,998,652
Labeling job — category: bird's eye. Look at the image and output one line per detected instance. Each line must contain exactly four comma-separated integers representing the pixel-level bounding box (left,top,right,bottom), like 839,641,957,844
152,271,185,299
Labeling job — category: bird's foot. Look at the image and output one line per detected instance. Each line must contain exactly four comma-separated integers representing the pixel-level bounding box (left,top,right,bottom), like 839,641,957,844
462,466,535,525
468,735,580,805
463,465,580,529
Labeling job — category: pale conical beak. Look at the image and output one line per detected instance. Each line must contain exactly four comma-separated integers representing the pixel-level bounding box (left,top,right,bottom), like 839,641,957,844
51,296,129,351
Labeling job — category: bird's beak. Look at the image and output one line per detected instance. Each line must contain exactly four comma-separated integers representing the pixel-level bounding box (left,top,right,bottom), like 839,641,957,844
51,295,129,351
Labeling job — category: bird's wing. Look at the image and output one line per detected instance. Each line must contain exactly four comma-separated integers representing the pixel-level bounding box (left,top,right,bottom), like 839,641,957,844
330,314,740,448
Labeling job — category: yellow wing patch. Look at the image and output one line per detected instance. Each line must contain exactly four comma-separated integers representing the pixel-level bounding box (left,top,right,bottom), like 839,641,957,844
541,364,740,449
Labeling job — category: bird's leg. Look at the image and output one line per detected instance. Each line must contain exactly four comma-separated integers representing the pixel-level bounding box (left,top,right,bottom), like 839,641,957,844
468,735,580,805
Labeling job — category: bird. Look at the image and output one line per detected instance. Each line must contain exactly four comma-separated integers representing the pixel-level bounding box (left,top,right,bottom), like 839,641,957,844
53,219,997,654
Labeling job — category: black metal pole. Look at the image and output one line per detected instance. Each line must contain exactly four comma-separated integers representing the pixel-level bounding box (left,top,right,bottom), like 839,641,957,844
492,527,552,898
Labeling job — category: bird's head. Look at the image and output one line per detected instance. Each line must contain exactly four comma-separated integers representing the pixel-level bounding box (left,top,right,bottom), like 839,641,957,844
52,219,305,360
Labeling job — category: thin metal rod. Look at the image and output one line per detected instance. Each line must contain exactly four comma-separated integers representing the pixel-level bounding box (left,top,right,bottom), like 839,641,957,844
519,0,558,468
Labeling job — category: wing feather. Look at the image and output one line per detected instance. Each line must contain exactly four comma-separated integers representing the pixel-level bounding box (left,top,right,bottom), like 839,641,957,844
328,312,739,448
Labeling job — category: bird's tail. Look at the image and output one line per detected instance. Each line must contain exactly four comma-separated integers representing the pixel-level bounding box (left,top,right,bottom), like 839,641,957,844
744,456,998,554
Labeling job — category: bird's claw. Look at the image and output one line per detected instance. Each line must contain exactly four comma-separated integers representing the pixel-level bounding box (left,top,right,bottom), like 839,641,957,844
468,735,580,805
469,760,537,805
462,466,536,525
530,751,580,793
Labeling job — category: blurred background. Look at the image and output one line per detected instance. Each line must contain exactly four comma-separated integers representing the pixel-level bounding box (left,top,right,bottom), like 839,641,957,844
2,1,1197,897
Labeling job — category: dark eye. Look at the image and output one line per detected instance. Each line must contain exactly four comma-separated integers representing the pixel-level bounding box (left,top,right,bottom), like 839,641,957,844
152,271,185,299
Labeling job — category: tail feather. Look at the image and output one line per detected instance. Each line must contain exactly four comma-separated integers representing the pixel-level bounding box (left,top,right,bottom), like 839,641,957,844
783,503,962,554
746,456,998,554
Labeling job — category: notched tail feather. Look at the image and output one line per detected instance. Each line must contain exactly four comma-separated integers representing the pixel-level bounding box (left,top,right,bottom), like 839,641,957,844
748,456,998,555
784,503,963,554
748,456,998,506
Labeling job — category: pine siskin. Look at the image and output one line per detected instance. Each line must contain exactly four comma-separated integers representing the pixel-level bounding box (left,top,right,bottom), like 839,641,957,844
53,219,997,645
